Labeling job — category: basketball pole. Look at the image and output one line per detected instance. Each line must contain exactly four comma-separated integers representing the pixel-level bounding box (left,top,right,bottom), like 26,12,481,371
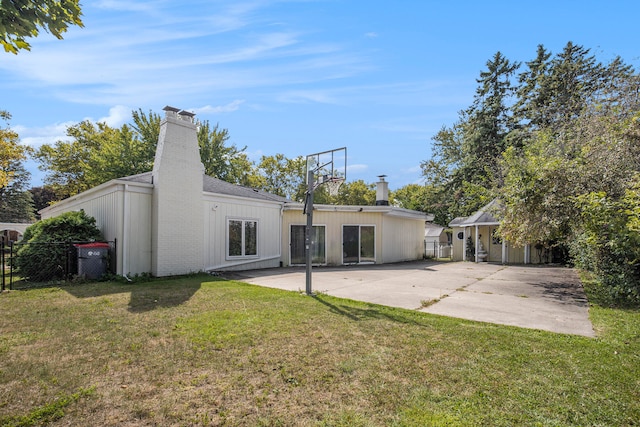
305,170,315,295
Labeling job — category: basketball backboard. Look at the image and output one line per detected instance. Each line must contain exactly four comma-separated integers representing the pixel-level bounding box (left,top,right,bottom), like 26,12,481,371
305,147,347,187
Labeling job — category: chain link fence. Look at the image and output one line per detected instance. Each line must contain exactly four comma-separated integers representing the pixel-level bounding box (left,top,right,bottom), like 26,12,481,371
1,240,116,290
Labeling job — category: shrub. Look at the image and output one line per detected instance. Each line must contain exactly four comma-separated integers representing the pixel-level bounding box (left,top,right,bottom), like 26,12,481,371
571,191,640,307
15,211,103,281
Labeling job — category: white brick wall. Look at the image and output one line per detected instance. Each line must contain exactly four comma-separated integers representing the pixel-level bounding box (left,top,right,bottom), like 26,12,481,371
151,112,205,276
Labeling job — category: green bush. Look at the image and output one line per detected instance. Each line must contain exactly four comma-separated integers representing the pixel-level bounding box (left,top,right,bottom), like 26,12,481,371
571,192,640,307
15,211,103,281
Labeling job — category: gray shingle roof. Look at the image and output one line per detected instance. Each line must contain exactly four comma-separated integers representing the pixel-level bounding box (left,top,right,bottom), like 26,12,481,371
119,172,290,203
448,199,501,227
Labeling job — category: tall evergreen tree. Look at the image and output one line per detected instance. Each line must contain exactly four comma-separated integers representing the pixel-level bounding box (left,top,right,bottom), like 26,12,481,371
516,42,604,134
422,52,519,223
462,51,520,182
514,44,552,131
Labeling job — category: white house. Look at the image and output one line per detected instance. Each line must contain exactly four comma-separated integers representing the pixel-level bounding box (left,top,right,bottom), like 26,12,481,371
40,106,433,277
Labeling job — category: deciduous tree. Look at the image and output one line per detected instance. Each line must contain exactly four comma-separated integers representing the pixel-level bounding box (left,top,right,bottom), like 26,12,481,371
252,154,306,201
0,110,34,222
35,109,247,199
0,0,84,54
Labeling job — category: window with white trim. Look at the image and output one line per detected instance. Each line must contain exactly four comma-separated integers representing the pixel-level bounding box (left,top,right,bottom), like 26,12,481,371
227,219,258,258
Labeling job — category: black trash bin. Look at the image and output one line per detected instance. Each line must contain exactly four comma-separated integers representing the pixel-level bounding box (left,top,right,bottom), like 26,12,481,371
74,243,110,279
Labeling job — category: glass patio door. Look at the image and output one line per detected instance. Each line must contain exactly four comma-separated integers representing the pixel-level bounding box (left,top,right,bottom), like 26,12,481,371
290,225,326,265
342,225,375,264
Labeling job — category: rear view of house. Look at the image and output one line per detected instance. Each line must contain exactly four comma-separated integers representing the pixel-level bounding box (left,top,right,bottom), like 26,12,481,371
40,106,434,277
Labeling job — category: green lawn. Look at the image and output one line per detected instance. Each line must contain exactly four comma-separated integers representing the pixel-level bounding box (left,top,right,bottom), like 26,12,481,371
0,275,638,426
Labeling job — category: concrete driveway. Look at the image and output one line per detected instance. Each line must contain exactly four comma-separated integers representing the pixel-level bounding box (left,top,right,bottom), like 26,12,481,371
223,261,595,337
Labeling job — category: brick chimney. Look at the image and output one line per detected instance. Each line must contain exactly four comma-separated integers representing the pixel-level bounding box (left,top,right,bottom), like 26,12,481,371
151,106,205,276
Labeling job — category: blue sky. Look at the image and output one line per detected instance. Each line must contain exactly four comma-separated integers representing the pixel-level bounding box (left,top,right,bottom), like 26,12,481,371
2,0,638,190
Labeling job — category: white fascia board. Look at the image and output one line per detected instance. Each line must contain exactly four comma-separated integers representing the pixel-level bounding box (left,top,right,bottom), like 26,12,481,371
202,191,285,208
38,179,152,216
283,203,433,220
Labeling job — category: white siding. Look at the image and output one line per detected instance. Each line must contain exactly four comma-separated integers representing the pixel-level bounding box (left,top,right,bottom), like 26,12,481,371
39,183,153,276
123,189,152,275
203,194,282,271
282,208,426,266
283,210,382,266
450,225,536,264
381,215,425,263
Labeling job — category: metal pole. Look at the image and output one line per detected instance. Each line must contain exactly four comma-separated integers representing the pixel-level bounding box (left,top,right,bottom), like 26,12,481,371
1,240,5,291
305,170,314,295
9,241,14,290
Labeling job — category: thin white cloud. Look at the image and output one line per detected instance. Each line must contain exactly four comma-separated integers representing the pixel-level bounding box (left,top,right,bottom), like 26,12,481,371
347,164,368,173
99,105,131,126
364,32,378,38
193,100,245,114
277,90,339,104
0,0,374,108
15,122,74,148
16,106,132,149
94,0,160,12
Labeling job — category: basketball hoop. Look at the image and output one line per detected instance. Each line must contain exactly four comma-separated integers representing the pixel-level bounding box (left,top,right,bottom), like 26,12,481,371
303,146,347,295
325,177,344,197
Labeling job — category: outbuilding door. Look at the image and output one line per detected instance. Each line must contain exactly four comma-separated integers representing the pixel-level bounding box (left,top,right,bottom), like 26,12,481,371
342,225,375,264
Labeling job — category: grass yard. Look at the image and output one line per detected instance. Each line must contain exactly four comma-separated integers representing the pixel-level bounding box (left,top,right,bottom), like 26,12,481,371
0,274,638,426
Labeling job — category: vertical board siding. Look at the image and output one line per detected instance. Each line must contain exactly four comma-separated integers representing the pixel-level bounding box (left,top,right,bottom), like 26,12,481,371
381,215,425,263
283,209,425,266
203,196,282,271
39,185,155,276
125,191,152,275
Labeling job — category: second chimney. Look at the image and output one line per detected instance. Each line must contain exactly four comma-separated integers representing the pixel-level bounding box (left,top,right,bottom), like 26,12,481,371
375,175,389,206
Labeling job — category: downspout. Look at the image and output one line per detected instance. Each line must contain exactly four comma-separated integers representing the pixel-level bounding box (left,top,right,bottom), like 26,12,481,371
122,184,129,276
278,203,284,265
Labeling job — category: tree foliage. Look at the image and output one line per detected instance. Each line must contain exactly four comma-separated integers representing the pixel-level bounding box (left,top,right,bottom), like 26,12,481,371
250,154,306,201
329,179,376,206
35,109,248,199
196,121,253,185
0,110,34,222
422,52,518,222
29,185,57,218
421,42,640,304
34,120,152,199
0,0,84,54
15,210,103,281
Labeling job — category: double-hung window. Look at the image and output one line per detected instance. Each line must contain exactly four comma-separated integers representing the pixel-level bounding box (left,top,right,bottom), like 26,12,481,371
228,219,258,258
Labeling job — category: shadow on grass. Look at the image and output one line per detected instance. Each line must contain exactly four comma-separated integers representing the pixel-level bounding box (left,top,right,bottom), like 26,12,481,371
312,293,430,326
57,276,205,313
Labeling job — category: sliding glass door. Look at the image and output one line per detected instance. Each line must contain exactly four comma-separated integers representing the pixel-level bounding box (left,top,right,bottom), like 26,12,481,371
290,225,326,265
342,225,375,264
